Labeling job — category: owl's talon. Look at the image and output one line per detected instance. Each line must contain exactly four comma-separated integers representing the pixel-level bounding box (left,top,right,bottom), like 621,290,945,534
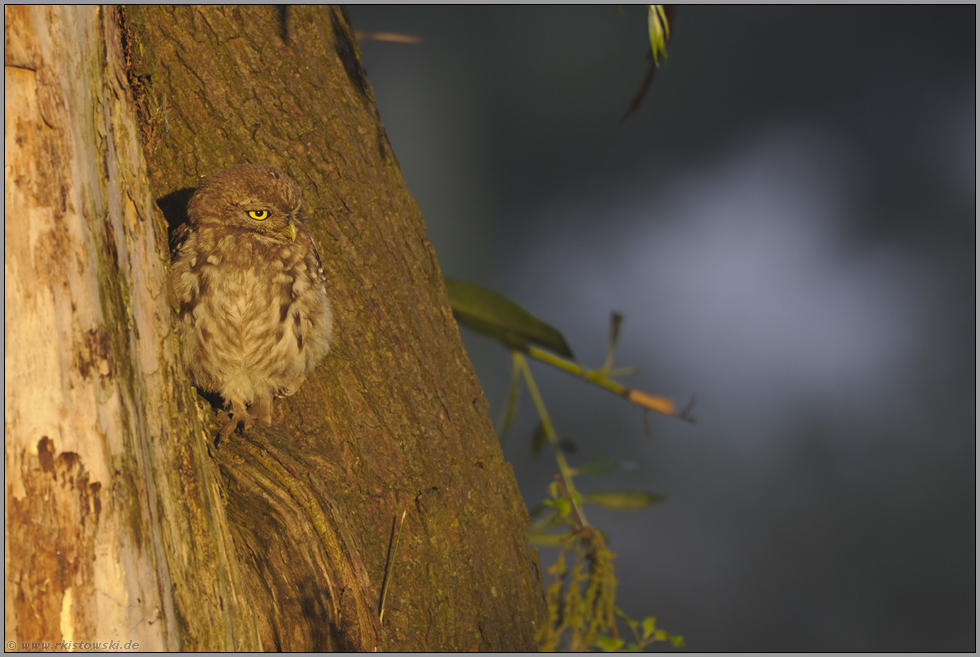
214,401,254,448
215,418,238,449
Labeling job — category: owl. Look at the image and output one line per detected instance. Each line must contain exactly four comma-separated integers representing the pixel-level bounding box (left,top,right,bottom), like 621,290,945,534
171,164,333,446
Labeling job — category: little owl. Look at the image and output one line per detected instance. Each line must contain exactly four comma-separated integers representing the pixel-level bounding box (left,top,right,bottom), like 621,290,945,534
171,164,333,446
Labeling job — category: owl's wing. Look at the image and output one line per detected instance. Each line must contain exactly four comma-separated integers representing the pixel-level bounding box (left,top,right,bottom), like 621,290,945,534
310,236,326,272
170,220,193,255
301,226,328,282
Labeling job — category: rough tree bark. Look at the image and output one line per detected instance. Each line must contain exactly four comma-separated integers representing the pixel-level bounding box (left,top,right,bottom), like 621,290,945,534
5,5,546,651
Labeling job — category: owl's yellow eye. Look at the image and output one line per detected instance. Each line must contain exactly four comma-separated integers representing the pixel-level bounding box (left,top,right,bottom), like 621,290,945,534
248,210,270,221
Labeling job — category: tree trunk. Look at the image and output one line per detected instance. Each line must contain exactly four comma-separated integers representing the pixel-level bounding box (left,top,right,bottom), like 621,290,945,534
5,5,546,652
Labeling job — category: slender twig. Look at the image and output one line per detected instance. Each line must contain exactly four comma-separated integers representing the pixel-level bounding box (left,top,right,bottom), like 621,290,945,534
514,351,589,527
526,345,690,421
552,475,586,531
600,312,624,374
379,508,408,626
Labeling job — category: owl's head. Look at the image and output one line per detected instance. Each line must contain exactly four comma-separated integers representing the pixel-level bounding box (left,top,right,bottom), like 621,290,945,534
187,164,305,241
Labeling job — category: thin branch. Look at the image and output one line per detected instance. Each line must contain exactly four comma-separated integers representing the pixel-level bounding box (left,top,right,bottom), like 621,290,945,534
525,345,692,422
514,352,589,527
379,508,408,625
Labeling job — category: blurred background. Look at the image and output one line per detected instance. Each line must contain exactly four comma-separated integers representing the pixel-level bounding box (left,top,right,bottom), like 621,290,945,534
347,6,975,651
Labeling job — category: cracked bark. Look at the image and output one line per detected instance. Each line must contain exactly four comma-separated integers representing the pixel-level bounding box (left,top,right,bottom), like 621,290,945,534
5,5,546,651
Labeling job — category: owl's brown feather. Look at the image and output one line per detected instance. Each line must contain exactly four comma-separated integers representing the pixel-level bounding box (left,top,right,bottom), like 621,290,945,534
171,165,333,446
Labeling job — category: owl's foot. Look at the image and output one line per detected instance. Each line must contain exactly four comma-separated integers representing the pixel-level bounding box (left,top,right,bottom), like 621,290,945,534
214,399,254,448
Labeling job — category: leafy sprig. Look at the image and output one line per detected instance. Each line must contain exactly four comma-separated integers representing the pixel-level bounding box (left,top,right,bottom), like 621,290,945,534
445,278,687,651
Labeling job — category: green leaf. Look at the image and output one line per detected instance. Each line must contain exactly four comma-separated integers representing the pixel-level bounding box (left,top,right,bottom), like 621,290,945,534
615,606,639,632
528,530,568,548
594,636,625,652
584,490,666,510
529,504,558,530
554,498,572,519
572,459,619,476
648,4,671,66
531,422,548,458
445,278,574,358
641,616,656,640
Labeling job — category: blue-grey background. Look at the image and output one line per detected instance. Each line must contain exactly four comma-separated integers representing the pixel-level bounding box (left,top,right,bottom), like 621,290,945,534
347,6,975,651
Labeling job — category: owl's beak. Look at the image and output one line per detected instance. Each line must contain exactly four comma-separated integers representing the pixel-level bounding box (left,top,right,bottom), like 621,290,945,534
281,220,298,242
